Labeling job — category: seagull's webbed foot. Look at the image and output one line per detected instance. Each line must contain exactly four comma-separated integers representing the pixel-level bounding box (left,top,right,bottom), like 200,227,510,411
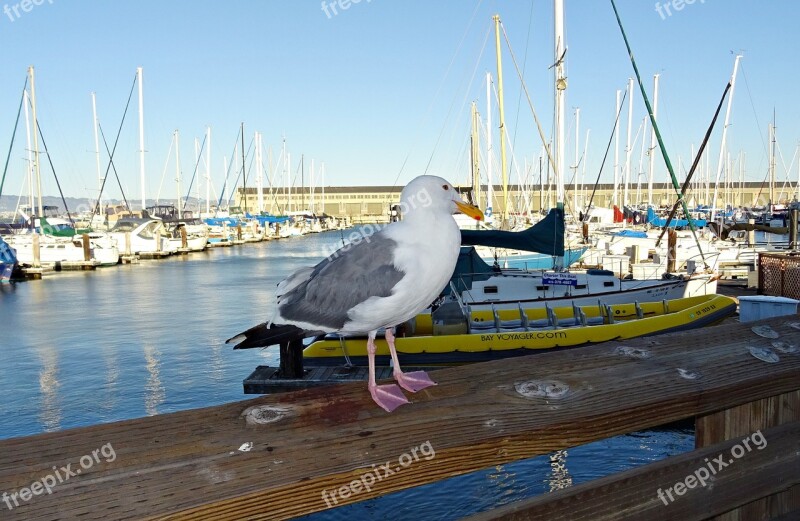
386,327,437,393
393,370,437,393
367,331,409,412
368,383,409,412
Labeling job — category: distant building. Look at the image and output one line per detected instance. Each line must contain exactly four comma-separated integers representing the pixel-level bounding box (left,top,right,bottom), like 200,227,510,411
236,182,791,223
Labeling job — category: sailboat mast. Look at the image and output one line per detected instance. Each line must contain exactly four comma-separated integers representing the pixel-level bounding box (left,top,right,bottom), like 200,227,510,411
194,137,200,213
470,101,480,208
310,158,315,214
647,74,659,207
554,0,567,209
256,132,264,214
493,14,509,228
769,119,775,209
91,92,103,213
23,90,34,216
222,155,228,208
137,66,146,211
321,162,325,214
205,127,211,215
241,122,247,213
624,77,634,209
287,151,292,212
281,136,287,210
486,72,494,220
28,66,43,217
710,54,742,220
573,107,579,215
175,130,181,215
613,89,621,207
581,129,590,209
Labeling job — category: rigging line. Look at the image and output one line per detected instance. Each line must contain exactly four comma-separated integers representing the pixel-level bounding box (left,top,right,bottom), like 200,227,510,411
739,62,770,203
154,133,175,203
391,0,485,192
500,22,559,184
34,119,74,226
583,89,628,218
98,124,132,214
228,134,254,208
509,0,535,175
183,133,207,206
0,77,28,200
739,62,770,162
92,73,138,216
654,81,732,246
609,0,707,266
216,125,242,211
423,22,491,177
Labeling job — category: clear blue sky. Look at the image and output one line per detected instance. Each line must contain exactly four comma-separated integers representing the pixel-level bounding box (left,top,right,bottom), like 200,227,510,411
1,0,798,203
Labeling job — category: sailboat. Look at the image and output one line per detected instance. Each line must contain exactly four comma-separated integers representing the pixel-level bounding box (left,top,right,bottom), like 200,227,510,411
466,12,588,270
447,5,718,312
5,67,120,267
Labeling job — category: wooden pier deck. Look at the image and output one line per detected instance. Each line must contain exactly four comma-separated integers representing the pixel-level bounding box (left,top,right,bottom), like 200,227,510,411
243,364,443,394
0,317,798,520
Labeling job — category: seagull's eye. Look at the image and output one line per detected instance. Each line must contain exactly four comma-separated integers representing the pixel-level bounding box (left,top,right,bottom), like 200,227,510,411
442,185,449,190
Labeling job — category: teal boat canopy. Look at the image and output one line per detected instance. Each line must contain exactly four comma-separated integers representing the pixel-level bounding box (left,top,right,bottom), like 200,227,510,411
443,246,498,295
460,207,565,256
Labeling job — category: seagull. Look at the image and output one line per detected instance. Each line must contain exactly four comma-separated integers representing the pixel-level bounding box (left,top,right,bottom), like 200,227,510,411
227,175,483,412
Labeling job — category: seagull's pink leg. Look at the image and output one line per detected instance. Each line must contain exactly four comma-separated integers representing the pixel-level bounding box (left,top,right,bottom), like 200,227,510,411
367,330,408,412
386,327,436,393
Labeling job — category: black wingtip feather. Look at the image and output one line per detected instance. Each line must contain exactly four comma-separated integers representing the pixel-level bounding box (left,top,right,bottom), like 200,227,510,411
227,323,309,349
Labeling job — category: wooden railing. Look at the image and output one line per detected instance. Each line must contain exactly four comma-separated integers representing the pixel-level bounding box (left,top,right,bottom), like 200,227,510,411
0,317,798,520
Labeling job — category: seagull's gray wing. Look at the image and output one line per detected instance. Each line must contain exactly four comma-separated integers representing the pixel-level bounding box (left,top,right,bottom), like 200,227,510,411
278,233,405,330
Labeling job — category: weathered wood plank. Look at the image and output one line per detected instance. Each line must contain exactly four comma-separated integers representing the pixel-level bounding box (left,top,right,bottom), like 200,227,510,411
242,364,442,394
0,318,798,520
696,388,800,520
462,420,800,521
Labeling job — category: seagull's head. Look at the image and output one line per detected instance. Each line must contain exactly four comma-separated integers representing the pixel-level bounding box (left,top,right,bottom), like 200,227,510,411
399,175,484,221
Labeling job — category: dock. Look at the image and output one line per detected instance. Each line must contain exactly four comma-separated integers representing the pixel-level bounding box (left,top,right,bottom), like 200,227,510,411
0,316,797,520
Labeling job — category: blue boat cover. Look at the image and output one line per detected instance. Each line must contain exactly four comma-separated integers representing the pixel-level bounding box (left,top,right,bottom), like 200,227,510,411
460,207,565,256
614,229,648,238
203,217,242,227
647,207,707,228
0,236,16,264
251,215,291,225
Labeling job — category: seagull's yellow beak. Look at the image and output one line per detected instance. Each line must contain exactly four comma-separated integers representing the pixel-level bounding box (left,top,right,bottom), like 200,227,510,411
455,200,484,221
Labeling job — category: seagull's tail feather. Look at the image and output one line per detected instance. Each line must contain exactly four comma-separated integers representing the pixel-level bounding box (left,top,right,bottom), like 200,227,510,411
226,323,310,350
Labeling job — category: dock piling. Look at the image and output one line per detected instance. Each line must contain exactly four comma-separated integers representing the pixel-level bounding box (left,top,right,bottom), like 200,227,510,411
82,233,91,262
32,233,40,268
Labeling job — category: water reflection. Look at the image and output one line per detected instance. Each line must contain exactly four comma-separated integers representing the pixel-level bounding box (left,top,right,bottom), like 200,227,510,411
144,344,164,416
548,449,573,491
100,346,119,413
37,346,61,432
486,464,525,504
210,341,225,383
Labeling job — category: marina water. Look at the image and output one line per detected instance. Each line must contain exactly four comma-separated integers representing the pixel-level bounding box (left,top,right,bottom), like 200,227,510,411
0,230,693,519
